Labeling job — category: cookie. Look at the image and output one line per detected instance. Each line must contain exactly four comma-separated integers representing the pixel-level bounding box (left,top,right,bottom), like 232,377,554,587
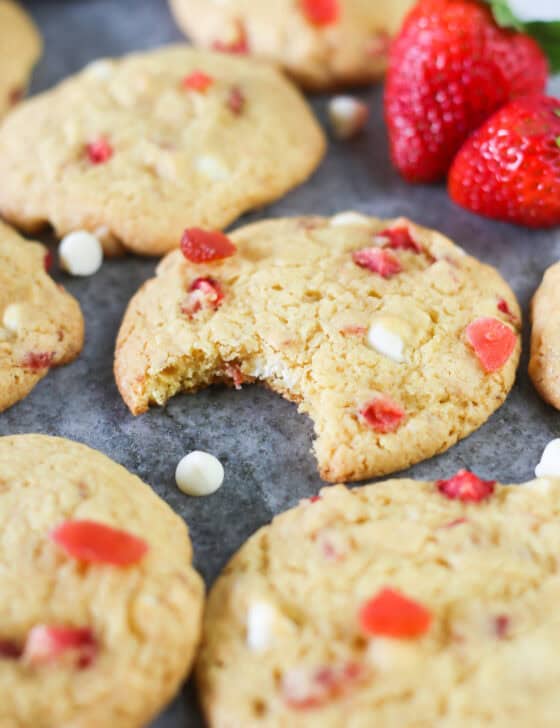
169,0,416,90
197,472,560,727
0,46,325,257
114,214,520,482
0,434,204,727
0,1,41,118
529,262,560,409
0,222,84,413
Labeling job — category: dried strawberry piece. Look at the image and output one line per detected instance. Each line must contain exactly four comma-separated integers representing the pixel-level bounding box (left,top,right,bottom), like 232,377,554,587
44,251,54,272
359,587,432,639
50,520,148,566
353,247,402,278
495,615,510,639
300,0,340,26
359,395,405,433
340,325,367,336
0,640,22,659
283,661,364,710
86,137,113,165
227,86,245,115
378,227,422,254
21,352,55,371
436,470,495,503
182,277,225,317
309,495,321,503
182,70,214,92
442,517,468,529
225,363,244,389
9,87,23,105
24,626,97,668
212,21,249,55
465,317,517,373
181,228,236,263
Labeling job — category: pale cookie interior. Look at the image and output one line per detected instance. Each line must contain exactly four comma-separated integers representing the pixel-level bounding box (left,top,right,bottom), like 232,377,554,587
169,0,416,89
0,46,325,256
0,221,84,413
198,477,560,727
115,215,520,482
0,0,41,117
0,434,204,728
529,260,560,409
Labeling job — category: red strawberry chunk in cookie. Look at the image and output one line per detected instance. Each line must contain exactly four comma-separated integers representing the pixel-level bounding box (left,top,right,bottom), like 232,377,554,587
182,277,225,317
212,22,249,55
300,0,340,26
182,70,214,92
436,469,495,503
24,626,97,668
0,640,22,659
227,86,245,115
378,227,422,254
359,587,432,639
21,351,55,371
86,137,113,165
283,661,365,710
466,317,516,373
360,396,405,433
181,228,236,263
353,248,402,278
50,519,149,566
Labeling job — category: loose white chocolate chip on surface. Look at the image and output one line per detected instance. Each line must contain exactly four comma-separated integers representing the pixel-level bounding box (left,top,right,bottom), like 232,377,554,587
535,439,560,479
59,231,103,277
246,601,277,653
328,96,368,140
175,450,225,496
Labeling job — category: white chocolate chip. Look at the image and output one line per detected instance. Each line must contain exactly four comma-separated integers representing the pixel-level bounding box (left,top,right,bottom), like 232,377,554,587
85,59,114,81
330,211,371,227
196,155,230,181
535,439,560,479
59,231,103,277
3,303,24,332
175,451,224,497
367,316,411,363
246,601,277,652
328,96,369,140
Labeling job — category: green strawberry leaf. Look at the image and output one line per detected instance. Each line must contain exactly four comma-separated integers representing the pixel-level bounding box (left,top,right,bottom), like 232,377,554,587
487,2,560,73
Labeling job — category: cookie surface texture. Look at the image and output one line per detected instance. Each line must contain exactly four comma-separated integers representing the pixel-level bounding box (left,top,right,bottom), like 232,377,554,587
0,222,84,413
0,1,41,118
529,261,560,409
0,46,325,256
115,215,521,482
0,434,205,728
169,0,416,89
198,474,560,727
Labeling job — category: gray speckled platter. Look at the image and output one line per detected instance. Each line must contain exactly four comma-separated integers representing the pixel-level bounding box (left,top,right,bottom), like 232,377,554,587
4,1,560,725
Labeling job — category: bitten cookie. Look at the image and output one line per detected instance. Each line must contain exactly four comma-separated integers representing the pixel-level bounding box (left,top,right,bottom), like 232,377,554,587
529,262,560,409
0,434,204,728
114,214,520,482
0,46,325,257
169,0,415,90
198,472,560,727
0,222,84,412
0,1,41,118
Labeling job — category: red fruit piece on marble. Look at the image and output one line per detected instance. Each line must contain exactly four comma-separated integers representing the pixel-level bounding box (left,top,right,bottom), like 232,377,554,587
466,317,516,372
181,228,236,263
436,469,495,503
359,587,432,638
353,248,402,278
360,396,405,433
378,227,422,254
182,70,214,92
24,626,97,668
300,0,340,26
21,352,55,371
86,137,113,164
50,520,148,566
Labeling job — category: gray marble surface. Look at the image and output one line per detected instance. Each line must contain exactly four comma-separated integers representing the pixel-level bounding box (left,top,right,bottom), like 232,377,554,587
3,1,560,725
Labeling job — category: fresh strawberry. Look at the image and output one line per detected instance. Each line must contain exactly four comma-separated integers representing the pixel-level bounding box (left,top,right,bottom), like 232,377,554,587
385,0,548,183
449,95,560,227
